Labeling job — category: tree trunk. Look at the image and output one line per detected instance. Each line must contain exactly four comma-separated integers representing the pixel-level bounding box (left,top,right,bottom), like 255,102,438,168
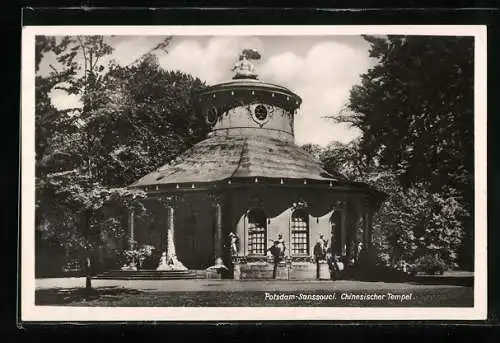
85,256,92,290
82,209,92,292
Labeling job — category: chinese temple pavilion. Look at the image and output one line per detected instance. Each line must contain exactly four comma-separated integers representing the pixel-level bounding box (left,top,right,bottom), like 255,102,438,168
125,50,384,280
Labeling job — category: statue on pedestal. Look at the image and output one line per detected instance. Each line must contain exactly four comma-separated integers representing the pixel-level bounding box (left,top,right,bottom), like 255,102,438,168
228,232,240,261
268,233,286,258
313,234,328,262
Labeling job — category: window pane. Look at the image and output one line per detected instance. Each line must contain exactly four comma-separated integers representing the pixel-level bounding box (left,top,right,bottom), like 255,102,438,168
248,209,267,255
291,210,309,255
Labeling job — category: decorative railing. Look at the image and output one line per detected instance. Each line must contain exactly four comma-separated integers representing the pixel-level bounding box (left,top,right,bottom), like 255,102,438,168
234,255,314,264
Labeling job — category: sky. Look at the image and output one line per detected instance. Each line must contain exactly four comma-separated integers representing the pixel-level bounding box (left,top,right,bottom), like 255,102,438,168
39,35,377,147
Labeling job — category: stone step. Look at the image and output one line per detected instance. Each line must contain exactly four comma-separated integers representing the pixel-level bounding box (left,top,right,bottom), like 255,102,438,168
104,270,197,274
93,269,216,280
93,275,199,280
97,273,199,278
101,274,197,276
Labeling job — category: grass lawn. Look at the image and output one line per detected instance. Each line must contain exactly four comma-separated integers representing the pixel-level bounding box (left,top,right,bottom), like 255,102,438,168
35,285,473,307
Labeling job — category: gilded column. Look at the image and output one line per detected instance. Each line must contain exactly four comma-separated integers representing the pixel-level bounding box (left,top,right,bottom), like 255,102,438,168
157,195,187,271
358,196,377,268
209,193,224,264
129,210,135,250
335,200,347,256
367,211,373,244
361,197,373,246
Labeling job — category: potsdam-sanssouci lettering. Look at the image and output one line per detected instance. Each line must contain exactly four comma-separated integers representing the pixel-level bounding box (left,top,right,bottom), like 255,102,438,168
264,292,297,300
264,292,337,301
298,293,337,301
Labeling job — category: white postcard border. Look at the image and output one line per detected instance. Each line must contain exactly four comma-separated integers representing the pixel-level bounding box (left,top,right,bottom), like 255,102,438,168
21,25,487,321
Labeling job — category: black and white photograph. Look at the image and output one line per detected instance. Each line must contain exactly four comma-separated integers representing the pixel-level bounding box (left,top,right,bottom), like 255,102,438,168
21,25,487,321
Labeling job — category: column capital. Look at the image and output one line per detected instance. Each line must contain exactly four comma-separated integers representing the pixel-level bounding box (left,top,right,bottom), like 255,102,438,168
157,194,183,208
208,192,225,207
332,199,346,211
361,196,373,210
128,210,136,250
185,201,200,217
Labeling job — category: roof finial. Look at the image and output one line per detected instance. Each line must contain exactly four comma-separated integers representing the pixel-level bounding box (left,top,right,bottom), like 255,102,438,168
231,48,261,80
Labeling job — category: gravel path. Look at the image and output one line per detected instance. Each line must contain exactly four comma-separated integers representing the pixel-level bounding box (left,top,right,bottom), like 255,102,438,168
35,277,470,292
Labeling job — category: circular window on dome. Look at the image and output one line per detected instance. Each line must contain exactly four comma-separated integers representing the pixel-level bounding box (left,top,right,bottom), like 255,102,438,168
253,104,269,125
205,106,218,124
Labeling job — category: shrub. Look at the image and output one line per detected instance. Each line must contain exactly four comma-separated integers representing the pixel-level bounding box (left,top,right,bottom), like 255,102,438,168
123,244,156,269
413,254,447,275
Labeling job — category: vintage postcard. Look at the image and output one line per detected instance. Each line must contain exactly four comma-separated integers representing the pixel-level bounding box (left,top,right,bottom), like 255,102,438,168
21,25,487,321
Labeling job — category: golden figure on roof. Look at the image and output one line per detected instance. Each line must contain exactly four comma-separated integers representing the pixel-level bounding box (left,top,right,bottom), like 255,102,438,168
231,48,261,79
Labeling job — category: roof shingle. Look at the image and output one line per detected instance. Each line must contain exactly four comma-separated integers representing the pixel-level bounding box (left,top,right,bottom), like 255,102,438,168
129,134,346,188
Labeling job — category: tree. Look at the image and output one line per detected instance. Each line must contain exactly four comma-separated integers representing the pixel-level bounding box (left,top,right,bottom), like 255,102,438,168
335,35,474,269
35,36,210,287
372,176,466,268
35,35,139,289
317,139,373,180
96,54,210,187
305,140,467,268
300,143,323,161
339,35,473,200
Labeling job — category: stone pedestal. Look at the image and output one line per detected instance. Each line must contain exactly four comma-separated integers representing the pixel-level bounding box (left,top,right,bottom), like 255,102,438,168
288,262,317,280
274,263,289,280
318,262,330,280
239,262,288,279
206,269,222,279
233,263,241,280
157,253,188,271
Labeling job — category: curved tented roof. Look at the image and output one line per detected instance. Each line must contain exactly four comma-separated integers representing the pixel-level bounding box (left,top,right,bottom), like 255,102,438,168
129,134,348,188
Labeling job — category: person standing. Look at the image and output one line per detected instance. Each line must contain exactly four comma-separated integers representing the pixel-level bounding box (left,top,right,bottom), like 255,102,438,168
268,234,286,279
313,234,328,279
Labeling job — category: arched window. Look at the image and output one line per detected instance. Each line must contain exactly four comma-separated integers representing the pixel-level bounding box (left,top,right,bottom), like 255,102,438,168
247,208,267,255
291,209,309,255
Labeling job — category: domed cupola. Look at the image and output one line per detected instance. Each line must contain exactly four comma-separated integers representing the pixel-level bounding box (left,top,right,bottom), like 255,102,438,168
130,49,347,188
193,49,302,143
